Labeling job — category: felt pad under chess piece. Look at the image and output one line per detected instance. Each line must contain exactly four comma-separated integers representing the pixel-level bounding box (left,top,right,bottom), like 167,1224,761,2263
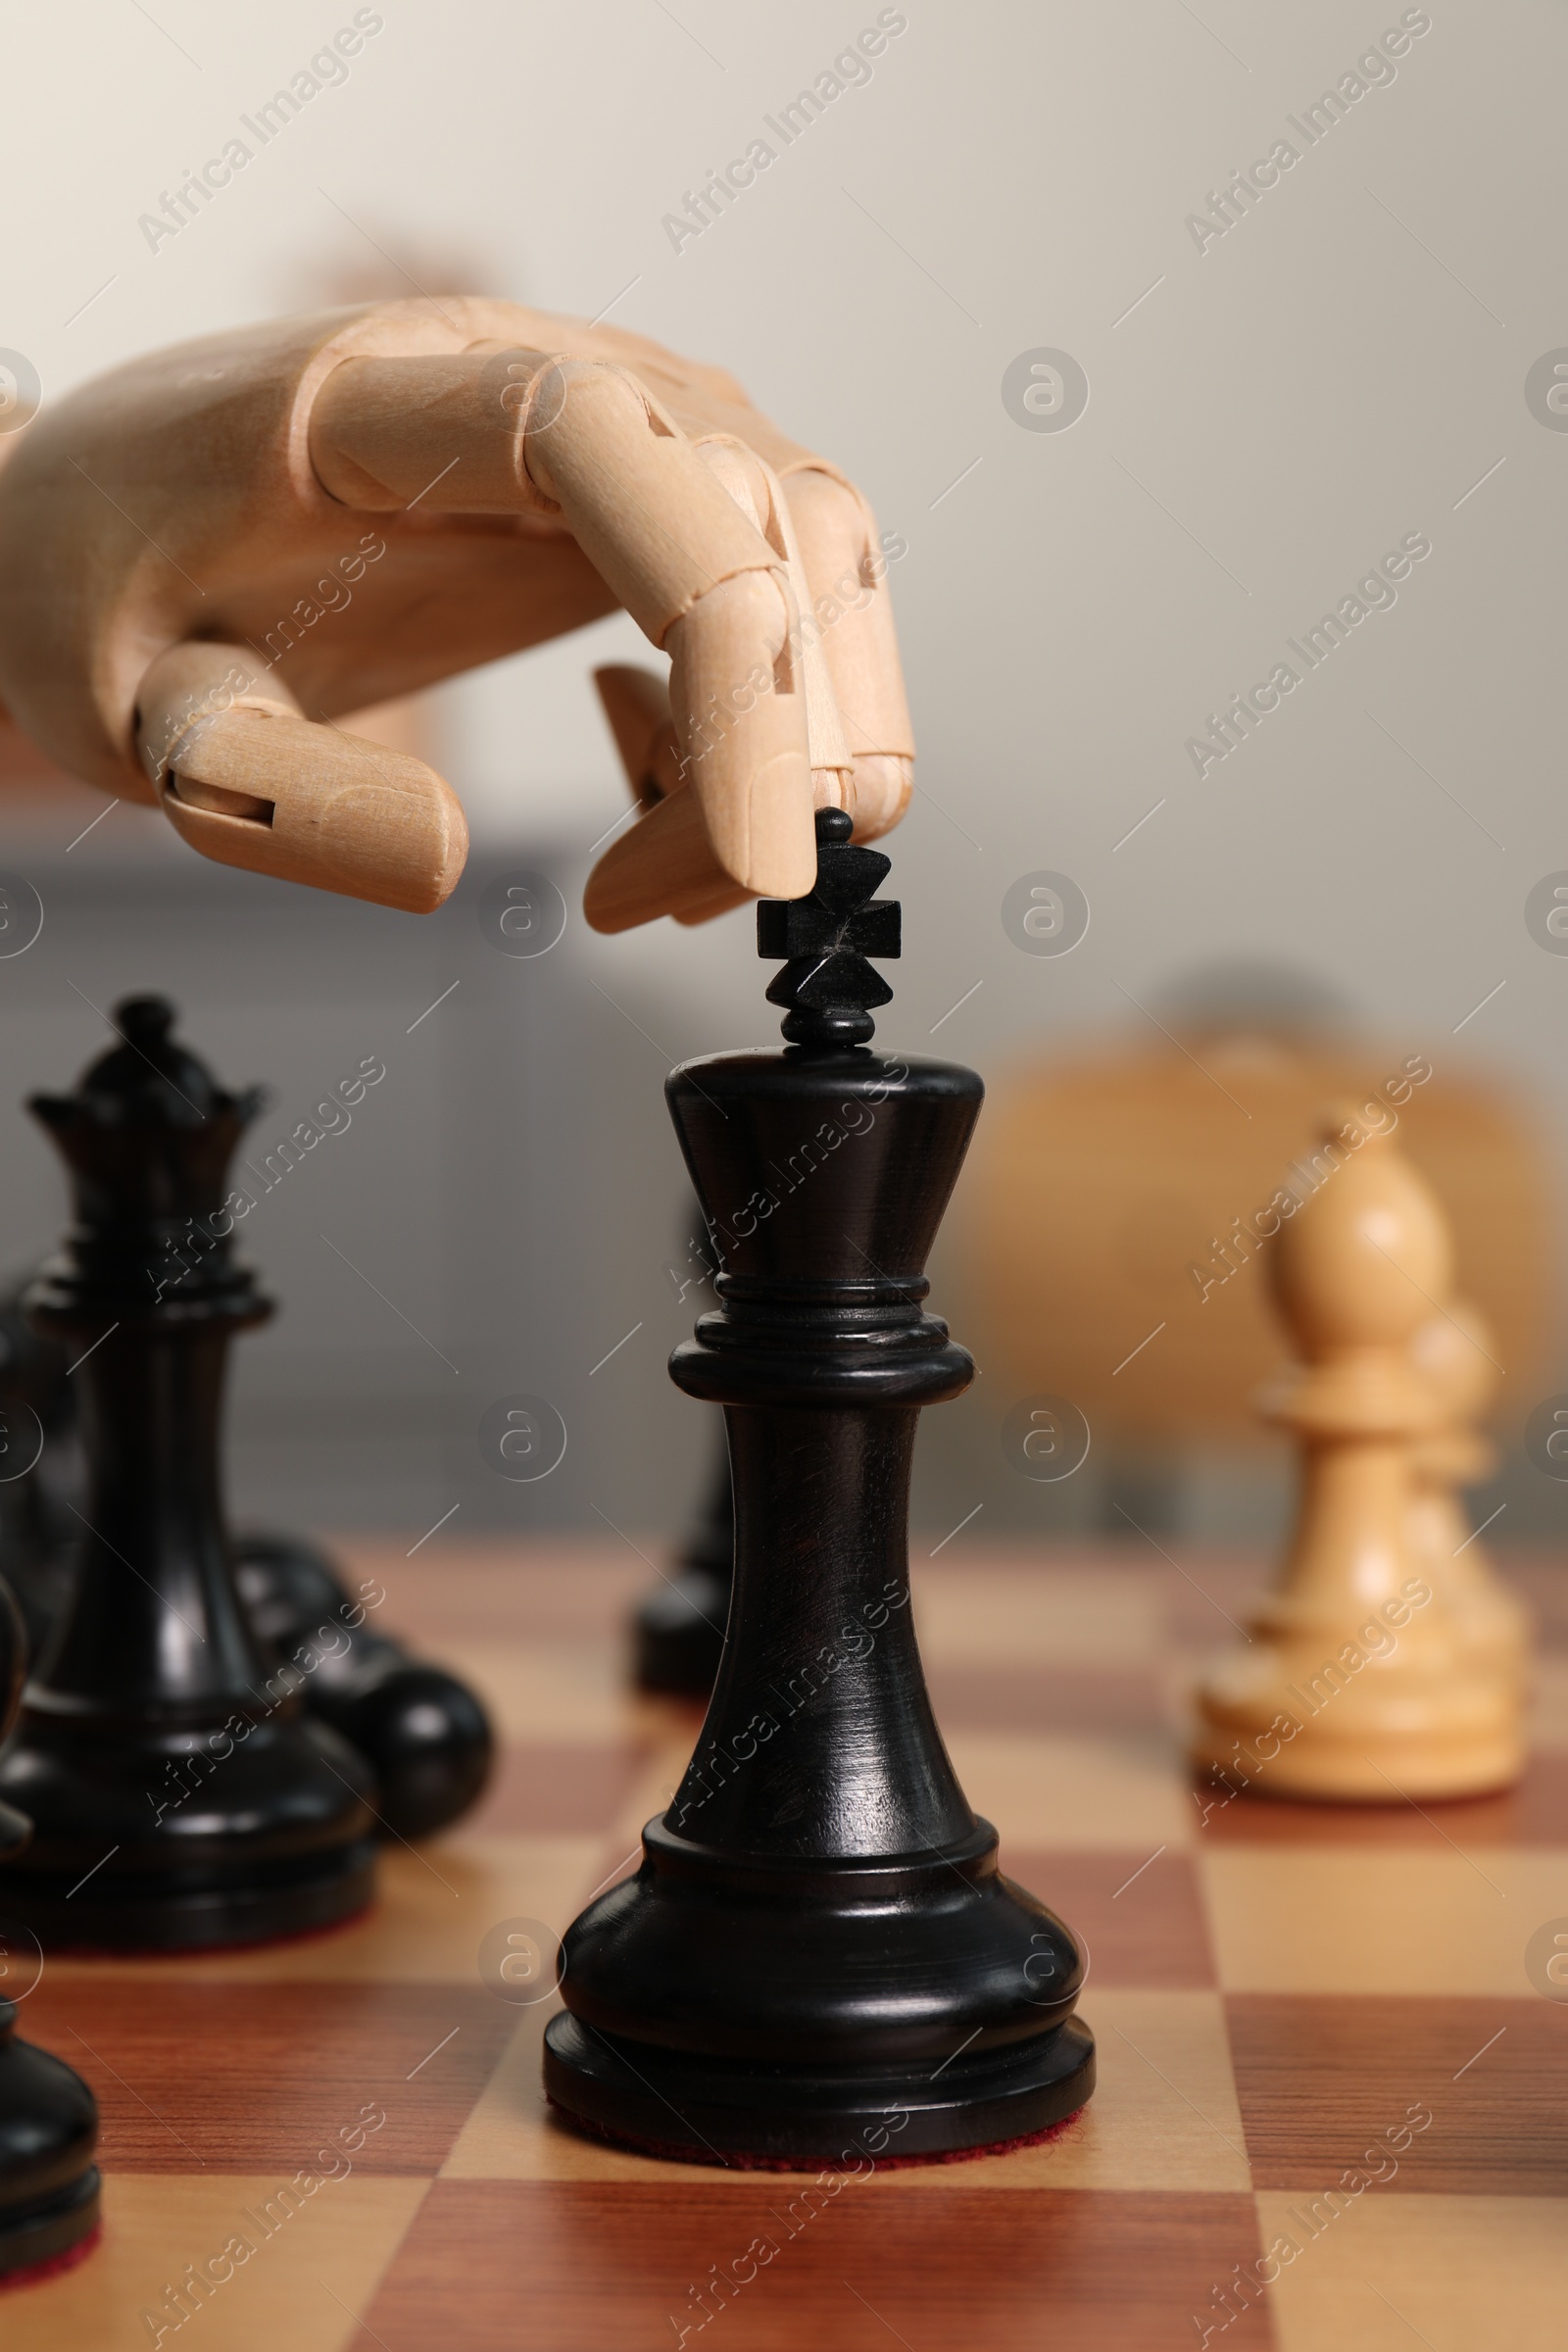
0,997,377,1948
633,1431,734,1694
1408,1300,1530,1684
546,810,1095,2163
0,1575,100,2282
233,1531,494,1839
1193,1107,1522,1802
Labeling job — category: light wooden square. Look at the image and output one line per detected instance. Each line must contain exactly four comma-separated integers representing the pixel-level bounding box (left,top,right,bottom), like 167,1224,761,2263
434,1638,630,1743
444,1990,1248,2193
910,1565,1163,1668
2,2177,426,2352
945,1729,1195,1849
1256,2190,1568,2352
1201,1847,1560,1993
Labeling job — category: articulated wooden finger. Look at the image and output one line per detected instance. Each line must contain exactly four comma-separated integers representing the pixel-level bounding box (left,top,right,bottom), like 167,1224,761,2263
670,876,752,925
162,712,467,913
134,640,298,794
593,664,682,805
780,467,914,840
665,568,815,902
136,642,466,913
309,352,789,653
517,360,787,644
308,350,562,514
584,779,748,933
692,439,851,796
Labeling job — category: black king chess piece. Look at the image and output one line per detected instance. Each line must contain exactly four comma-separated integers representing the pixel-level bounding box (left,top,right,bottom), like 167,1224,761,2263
0,1573,100,2278
0,999,377,1948
546,810,1095,2161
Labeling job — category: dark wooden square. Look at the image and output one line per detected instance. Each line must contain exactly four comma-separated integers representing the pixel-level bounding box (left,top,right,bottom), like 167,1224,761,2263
20,1981,515,2175
354,2182,1277,2351
926,1664,1164,1736
1004,1849,1216,1986
472,1741,643,1833
1198,1753,1568,1846
1225,1993,1568,2195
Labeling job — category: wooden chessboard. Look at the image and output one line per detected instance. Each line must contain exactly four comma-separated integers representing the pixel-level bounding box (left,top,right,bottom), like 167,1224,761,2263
5,1538,1565,2350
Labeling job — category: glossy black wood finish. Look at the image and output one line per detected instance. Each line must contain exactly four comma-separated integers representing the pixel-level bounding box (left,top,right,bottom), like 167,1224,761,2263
0,1277,492,1841
0,1283,74,1666
634,1201,736,1695
0,1000,376,1949
234,1531,494,1840
0,1575,100,2279
631,1440,734,1695
546,815,1095,2160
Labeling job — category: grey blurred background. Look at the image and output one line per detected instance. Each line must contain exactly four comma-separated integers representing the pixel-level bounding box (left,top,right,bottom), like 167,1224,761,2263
1,0,1563,1554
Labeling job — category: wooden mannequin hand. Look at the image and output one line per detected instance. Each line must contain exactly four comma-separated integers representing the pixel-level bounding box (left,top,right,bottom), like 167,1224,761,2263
0,298,913,922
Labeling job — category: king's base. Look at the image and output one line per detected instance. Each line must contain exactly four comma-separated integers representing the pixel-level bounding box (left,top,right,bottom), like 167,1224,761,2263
554,2101,1090,2174
0,2169,100,2284
0,1842,377,1952
543,2011,1095,2166
633,1569,729,1695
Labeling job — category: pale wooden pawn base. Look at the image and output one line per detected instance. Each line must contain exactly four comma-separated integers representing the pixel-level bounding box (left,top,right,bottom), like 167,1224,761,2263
1193,1642,1524,1803
1407,1490,1532,1690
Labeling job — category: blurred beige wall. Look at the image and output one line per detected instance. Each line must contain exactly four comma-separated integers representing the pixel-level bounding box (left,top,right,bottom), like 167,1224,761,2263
2,0,1563,1542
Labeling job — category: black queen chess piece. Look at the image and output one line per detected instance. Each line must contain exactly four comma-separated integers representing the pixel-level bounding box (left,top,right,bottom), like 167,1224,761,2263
0,1283,76,1663
0,1274,494,1842
0,999,377,1948
546,810,1096,2162
0,1573,100,2278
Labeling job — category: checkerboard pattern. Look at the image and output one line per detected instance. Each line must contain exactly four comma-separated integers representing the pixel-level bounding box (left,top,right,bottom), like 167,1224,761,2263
4,1540,1564,2350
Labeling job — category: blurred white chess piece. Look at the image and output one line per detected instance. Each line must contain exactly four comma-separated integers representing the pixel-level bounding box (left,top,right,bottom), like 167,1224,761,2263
1194,1104,1523,1801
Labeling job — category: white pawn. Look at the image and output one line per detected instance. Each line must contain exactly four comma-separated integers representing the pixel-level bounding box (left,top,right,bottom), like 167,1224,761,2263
1408,1299,1531,1684
1194,1105,1523,1802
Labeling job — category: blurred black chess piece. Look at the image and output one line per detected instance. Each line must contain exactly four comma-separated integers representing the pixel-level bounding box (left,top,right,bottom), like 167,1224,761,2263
0,997,378,1948
0,1572,100,2278
632,1446,732,1694
545,810,1095,2161
633,1212,734,1694
0,1142,493,1847
0,1296,493,1846
232,1533,492,1840
0,1295,75,1665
